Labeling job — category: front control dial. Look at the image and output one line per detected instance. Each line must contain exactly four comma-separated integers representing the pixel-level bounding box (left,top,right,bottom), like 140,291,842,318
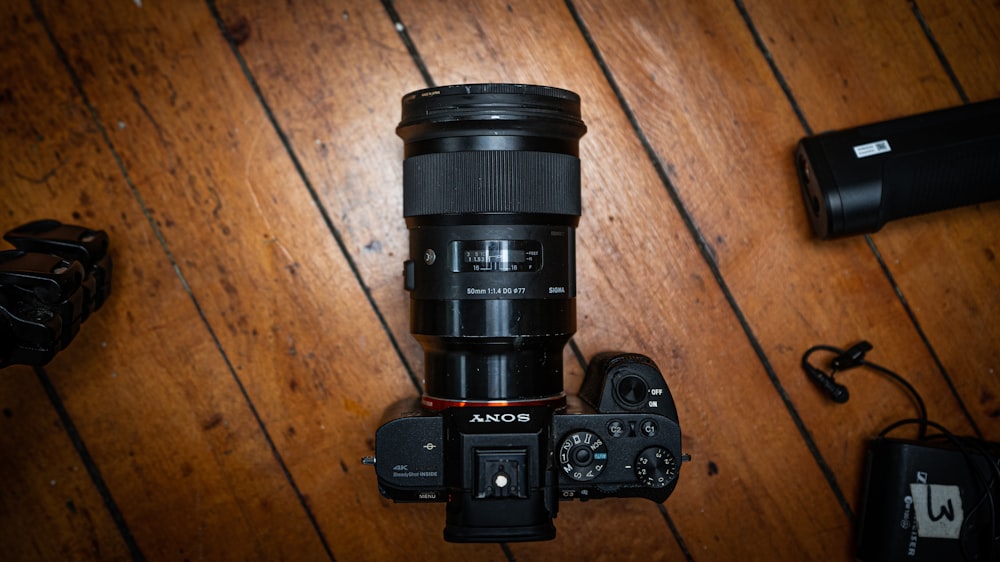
558,431,608,482
634,447,678,488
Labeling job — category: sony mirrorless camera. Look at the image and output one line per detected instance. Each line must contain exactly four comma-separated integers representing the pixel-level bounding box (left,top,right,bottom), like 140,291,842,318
365,84,685,542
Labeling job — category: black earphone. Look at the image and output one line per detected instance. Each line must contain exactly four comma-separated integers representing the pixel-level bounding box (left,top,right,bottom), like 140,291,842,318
801,344,852,403
802,340,928,436
801,340,876,404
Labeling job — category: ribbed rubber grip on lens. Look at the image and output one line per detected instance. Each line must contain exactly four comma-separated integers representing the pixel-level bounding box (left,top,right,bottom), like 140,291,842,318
403,151,581,217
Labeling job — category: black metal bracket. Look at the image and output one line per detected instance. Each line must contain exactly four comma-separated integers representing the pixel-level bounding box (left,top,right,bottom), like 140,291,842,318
1,220,112,368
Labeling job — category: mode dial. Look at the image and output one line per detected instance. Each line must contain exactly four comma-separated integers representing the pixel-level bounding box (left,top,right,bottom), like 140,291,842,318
634,447,678,488
558,431,608,482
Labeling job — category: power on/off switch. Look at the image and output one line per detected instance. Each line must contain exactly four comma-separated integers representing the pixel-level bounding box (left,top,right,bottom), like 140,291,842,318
613,372,648,409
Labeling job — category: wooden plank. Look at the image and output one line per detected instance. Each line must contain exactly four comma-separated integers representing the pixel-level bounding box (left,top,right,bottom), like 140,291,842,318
741,0,1000,436
210,0,428,375
392,1,854,560
919,0,1000,102
2,2,332,560
3,0,993,559
0,367,129,561
33,0,503,559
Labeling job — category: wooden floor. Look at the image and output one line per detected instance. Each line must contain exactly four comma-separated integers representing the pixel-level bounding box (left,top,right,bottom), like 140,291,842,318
1,1,997,560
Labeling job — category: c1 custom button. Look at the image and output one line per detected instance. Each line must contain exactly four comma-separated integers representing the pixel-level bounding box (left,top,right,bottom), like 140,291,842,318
640,419,658,437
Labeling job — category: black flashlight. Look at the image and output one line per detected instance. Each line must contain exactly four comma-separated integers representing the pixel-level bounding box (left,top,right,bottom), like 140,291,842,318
796,98,1000,239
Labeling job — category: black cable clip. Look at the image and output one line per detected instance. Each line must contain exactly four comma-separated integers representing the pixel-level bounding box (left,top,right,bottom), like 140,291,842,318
830,340,873,372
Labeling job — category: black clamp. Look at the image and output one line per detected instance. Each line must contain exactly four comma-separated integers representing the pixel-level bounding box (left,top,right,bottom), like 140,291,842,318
0,220,112,368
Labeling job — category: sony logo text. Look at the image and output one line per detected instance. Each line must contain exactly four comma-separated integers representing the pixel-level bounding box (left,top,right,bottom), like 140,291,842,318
469,413,531,423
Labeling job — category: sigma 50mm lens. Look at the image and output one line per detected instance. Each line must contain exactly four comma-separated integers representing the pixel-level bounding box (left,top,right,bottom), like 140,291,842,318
397,84,587,410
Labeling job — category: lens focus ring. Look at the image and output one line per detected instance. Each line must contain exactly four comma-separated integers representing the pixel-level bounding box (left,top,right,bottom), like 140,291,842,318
403,151,581,217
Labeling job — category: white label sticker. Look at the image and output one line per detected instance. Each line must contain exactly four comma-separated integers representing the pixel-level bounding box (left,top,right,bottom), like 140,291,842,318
909,483,963,539
853,139,892,158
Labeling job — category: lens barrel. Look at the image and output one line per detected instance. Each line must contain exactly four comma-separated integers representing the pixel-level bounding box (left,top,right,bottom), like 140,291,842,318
397,84,587,406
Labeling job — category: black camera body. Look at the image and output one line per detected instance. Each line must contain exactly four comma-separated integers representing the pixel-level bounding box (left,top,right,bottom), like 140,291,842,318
366,84,684,542
373,352,682,542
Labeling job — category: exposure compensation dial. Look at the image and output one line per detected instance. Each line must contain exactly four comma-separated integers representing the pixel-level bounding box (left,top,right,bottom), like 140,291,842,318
634,446,678,488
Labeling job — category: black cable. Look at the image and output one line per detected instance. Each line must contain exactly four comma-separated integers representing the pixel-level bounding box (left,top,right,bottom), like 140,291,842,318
859,358,929,439
802,343,929,437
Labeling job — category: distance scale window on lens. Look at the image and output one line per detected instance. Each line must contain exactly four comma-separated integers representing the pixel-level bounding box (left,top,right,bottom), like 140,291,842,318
449,240,543,273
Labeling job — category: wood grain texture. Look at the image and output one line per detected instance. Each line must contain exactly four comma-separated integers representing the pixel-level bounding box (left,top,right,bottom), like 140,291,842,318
1,0,996,560
573,0,994,521
0,367,130,561
905,0,1000,104
2,2,334,560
